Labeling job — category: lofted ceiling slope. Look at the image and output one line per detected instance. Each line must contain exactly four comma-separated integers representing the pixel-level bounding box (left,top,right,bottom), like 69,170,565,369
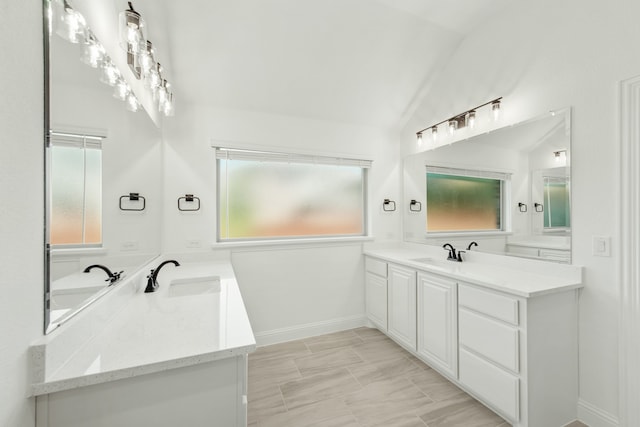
139,0,511,129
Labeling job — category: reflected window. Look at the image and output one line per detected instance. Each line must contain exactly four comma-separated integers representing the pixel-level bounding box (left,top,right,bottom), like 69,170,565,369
543,176,571,229
49,132,102,246
216,148,369,241
426,166,509,233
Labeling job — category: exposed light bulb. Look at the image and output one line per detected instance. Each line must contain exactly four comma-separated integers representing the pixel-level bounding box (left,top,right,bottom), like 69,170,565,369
431,126,438,141
119,2,146,54
467,110,476,129
139,41,155,77
492,100,501,121
448,119,458,135
161,93,175,117
113,79,130,101
100,61,121,86
81,36,106,68
416,132,423,146
125,93,140,112
56,0,87,43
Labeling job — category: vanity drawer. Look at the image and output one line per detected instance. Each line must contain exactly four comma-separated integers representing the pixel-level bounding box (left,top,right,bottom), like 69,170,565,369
459,308,519,373
458,284,519,325
365,257,387,278
459,348,520,422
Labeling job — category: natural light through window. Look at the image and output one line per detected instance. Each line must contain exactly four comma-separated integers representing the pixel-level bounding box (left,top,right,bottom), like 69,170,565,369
426,166,508,233
216,148,369,241
50,132,102,246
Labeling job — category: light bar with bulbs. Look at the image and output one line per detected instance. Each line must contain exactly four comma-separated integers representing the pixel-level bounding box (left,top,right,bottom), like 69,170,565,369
416,97,502,144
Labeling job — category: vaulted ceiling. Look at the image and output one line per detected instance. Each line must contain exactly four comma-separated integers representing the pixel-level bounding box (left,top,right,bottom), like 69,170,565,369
115,0,513,128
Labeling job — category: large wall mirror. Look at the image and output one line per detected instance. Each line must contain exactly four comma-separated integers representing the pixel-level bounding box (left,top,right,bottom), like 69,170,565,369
44,2,162,333
403,108,571,263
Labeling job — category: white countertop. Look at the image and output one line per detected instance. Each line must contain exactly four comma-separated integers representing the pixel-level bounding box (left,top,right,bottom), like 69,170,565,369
32,260,256,396
364,247,582,298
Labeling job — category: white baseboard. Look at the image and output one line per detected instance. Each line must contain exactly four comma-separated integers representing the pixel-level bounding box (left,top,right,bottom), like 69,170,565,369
578,399,619,427
253,314,368,347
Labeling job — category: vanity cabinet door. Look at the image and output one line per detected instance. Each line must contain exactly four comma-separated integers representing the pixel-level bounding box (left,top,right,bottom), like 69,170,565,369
417,272,458,378
387,264,417,351
365,271,388,331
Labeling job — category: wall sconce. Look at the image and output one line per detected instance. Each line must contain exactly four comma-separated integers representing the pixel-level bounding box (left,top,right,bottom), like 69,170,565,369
518,202,527,213
415,97,503,143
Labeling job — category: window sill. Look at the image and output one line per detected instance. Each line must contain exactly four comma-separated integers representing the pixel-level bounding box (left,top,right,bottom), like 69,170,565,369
50,246,107,257
213,236,374,250
425,231,513,239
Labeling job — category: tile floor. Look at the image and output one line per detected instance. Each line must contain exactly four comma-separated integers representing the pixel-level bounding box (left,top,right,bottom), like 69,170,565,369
248,327,589,427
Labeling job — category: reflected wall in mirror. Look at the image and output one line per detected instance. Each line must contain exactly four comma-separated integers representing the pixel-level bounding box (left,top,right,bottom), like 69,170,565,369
45,4,162,333
403,108,571,263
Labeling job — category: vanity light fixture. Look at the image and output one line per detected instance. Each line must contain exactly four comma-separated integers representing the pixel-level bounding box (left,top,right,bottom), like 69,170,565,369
554,149,567,162
415,97,503,144
55,0,87,43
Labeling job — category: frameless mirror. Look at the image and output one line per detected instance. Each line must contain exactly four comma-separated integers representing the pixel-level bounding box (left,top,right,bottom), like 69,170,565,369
403,109,571,263
44,4,162,333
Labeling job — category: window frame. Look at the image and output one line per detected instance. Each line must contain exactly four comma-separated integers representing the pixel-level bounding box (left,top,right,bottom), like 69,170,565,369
215,147,371,243
424,165,512,236
48,130,104,249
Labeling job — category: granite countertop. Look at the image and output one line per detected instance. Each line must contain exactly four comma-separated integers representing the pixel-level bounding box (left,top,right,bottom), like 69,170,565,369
32,260,256,396
364,247,582,298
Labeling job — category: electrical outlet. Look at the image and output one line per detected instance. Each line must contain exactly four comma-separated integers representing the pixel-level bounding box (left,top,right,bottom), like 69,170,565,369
592,236,611,257
121,241,139,251
186,239,202,248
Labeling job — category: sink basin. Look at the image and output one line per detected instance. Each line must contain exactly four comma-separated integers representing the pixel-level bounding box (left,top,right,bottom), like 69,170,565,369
410,257,444,265
167,276,221,297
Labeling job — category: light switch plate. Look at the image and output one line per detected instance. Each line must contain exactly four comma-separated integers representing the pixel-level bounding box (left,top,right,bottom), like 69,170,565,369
593,236,611,257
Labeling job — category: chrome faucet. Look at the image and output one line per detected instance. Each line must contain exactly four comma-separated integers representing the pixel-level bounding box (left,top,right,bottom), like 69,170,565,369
83,264,123,285
144,260,180,293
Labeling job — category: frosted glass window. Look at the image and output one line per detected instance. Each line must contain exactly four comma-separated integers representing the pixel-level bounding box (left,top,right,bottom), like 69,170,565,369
50,138,102,245
426,172,503,232
543,177,570,228
217,150,368,240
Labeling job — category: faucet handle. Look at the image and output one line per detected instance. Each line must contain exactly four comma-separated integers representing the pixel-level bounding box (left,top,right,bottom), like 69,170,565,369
457,250,466,262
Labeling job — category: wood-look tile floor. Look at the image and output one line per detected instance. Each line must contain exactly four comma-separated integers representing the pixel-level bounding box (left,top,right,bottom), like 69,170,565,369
249,327,517,427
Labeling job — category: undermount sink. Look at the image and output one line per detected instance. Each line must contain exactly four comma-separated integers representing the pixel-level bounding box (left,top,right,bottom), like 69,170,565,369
167,276,221,297
410,257,445,265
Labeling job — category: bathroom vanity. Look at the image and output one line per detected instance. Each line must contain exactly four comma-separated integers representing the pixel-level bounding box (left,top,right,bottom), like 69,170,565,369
31,257,255,427
364,246,583,427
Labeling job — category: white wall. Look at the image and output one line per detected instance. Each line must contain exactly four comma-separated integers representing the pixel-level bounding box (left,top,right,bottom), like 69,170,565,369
0,1,43,426
401,0,640,423
162,103,401,341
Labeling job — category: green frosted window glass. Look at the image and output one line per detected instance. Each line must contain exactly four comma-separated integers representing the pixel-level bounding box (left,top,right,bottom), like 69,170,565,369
426,173,502,232
219,159,365,240
50,143,102,245
544,178,570,228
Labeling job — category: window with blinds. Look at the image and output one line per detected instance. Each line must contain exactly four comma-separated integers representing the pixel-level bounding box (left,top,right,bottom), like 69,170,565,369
49,131,103,246
425,166,510,233
216,148,370,241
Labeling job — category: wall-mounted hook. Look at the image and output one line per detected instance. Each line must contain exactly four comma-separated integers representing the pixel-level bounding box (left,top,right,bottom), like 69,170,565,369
178,194,201,211
383,199,396,212
409,199,422,212
119,193,146,211
518,202,528,213
534,202,544,212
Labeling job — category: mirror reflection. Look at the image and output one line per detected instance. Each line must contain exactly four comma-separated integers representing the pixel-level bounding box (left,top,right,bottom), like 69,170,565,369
45,15,162,332
403,109,571,263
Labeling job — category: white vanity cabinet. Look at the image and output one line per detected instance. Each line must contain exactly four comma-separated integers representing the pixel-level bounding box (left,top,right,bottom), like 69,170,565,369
416,271,457,379
387,263,417,351
365,257,388,331
363,252,581,427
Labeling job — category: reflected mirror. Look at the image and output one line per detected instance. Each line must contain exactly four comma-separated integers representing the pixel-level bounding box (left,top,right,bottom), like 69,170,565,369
45,2,162,333
403,109,571,263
